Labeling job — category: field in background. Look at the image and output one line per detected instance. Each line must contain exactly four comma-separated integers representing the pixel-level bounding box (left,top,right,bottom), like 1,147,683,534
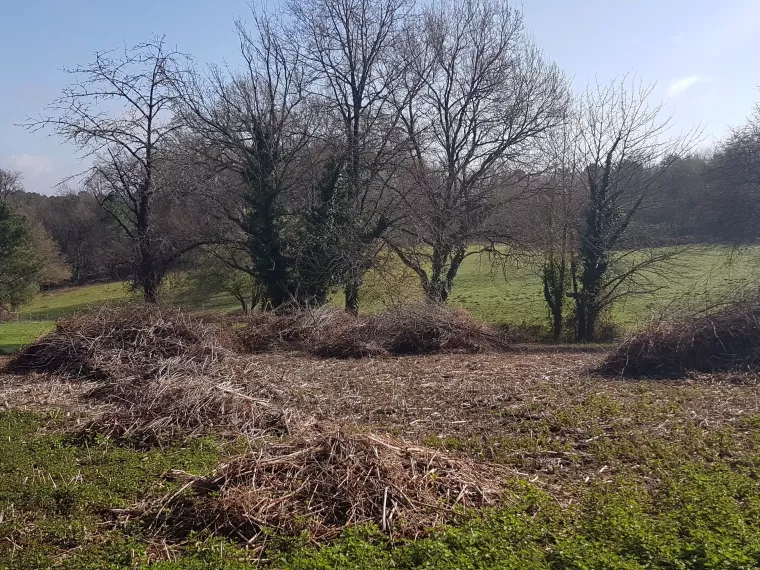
352,246,760,328
0,282,135,353
1,246,758,353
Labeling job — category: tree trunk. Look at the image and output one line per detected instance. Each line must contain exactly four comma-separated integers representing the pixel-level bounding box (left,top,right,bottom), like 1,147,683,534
575,297,600,343
424,278,450,304
542,256,567,341
136,183,160,303
551,307,563,341
137,232,161,303
576,300,587,342
265,284,290,310
344,278,361,315
250,284,264,312
141,269,160,304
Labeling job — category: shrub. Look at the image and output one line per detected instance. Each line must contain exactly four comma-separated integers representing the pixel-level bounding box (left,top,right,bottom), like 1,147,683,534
600,295,760,377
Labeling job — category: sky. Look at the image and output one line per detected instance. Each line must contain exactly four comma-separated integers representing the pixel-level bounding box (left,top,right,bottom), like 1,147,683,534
1,0,759,195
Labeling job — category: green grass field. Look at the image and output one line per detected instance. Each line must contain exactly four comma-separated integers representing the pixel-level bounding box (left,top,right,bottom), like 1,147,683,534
0,282,136,354
1,246,758,353
359,246,760,328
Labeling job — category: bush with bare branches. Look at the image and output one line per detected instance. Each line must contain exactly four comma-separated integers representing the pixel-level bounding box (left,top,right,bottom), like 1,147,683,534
600,296,760,377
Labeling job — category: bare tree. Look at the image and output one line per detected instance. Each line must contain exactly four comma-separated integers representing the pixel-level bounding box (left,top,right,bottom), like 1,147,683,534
175,15,358,308
536,116,583,340
286,0,411,313
709,104,760,244
569,78,699,341
27,37,197,302
389,0,568,303
0,169,23,201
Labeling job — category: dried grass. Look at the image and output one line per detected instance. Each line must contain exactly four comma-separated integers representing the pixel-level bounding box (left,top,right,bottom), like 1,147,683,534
600,296,760,378
10,305,289,442
373,305,509,355
142,431,514,541
80,363,292,444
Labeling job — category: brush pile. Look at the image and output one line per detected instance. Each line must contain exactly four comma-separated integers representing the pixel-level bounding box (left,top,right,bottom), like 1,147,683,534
235,304,510,357
600,297,760,377
12,305,223,380
12,305,288,441
80,365,290,444
145,431,513,541
10,303,507,441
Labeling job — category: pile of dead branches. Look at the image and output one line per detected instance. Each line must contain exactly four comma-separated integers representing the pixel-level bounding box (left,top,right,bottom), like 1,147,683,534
8,303,507,441
12,305,289,442
374,305,509,355
600,297,760,377
141,431,514,541
80,363,292,444
235,304,510,358
12,305,225,380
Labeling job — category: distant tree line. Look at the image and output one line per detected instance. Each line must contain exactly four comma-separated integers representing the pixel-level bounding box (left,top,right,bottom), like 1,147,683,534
3,0,759,341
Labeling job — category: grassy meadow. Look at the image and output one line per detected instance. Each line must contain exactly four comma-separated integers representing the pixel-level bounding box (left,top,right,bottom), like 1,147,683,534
1,246,758,353
0,282,136,353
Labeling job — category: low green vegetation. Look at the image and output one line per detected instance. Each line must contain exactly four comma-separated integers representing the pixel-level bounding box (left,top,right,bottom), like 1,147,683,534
3,390,760,569
20,281,135,321
0,282,135,353
283,467,760,570
0,412,231,569
0,321,55,354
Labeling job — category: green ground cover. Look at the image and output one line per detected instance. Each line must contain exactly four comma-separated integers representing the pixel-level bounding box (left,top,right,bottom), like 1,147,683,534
2,397,759,569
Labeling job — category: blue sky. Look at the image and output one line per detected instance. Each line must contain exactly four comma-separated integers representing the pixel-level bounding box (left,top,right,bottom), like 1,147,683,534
2,0,759,195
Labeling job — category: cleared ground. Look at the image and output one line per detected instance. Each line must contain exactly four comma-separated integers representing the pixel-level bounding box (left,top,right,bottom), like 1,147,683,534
1,248,759,567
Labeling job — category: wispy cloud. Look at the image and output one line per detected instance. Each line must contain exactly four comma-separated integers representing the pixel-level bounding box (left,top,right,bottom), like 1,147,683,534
0,154,55,176
666,75,711,97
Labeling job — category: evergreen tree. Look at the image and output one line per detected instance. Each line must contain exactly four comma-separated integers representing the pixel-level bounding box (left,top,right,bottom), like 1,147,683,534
0,202,47,315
